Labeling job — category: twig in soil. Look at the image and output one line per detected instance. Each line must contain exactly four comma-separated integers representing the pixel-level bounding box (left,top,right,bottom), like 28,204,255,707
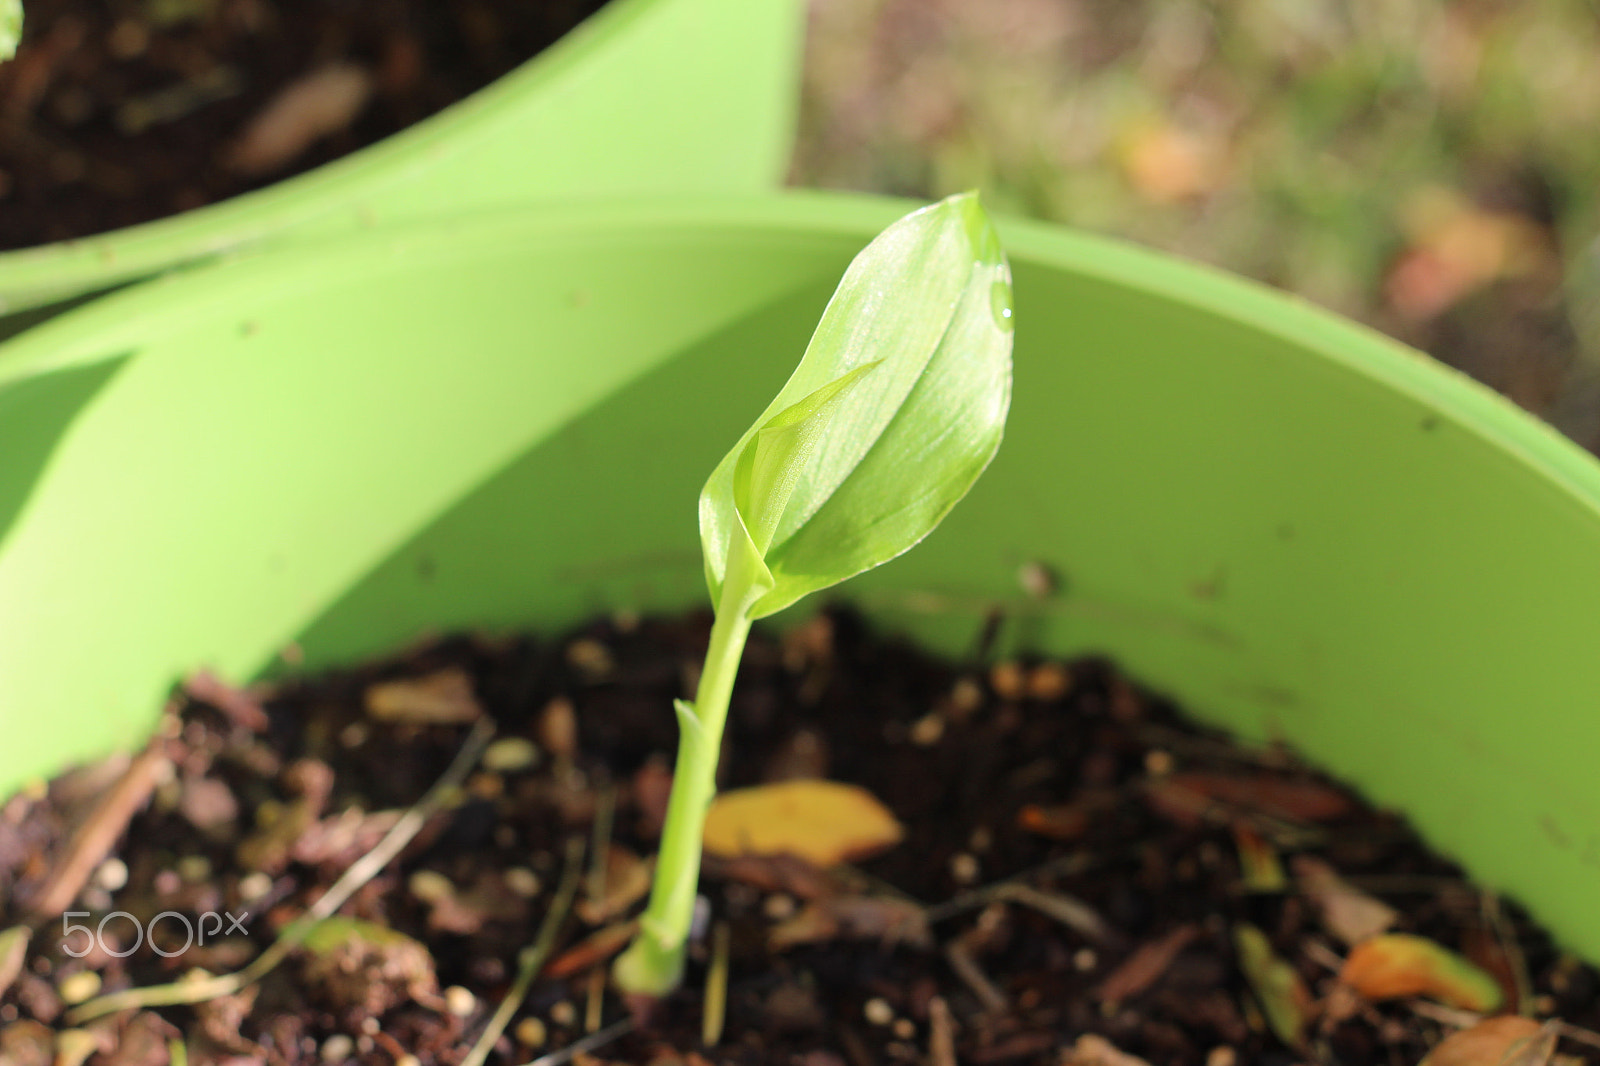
928,995,957,1066
584,966,605,1033
65,719,496,1024
519,1017,635,1066
1413,1000,1600,1056
463,835,587,1066
586,782,616,908
26,745,172,919
1554,1020,1600,1052
1405,1000,1483,1029
702,920,731,1047
1301,937,1346,974
923,851,1096,924
990,882,1118,947
945,939,1010,1014
1482,891,1535,1015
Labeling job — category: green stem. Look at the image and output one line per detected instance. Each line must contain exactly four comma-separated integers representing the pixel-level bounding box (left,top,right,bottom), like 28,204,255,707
613,537,764,996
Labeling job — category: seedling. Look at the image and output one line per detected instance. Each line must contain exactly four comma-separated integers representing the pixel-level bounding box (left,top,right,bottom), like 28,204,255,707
612,191,1015,996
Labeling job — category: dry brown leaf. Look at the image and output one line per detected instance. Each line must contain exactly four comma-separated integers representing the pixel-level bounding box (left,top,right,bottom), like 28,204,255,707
364,668,483,725
630,754,673,839
1095,924,1198,1003
184,670,270,732
423,870,528,936
292,807,403,866
1116,119,1223,205
1419,1016,1555,1066
1385,188,1551,321
576,845,654,925
1462,926,1526,1016
768,895,929,951
703,780,903,866
226,63,374,176
1292,855,1398,946
1341,934,1503,1012
704,852,839,900
299,917,438,1015
1015,792,1116,841
1064,1033,1156,1066
545,920,637,980
1146,771,1353,828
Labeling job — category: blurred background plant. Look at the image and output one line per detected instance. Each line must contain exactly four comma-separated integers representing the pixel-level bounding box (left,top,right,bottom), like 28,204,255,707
793,0,1600,450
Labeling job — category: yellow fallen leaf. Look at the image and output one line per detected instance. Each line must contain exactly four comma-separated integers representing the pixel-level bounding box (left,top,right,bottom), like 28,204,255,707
703,780,902,866
365,668,482,724
1234,923,1311,1051
1341,933,1503,1012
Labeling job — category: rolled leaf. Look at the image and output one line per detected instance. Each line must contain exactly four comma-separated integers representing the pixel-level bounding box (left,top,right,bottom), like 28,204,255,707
699,191,1014,618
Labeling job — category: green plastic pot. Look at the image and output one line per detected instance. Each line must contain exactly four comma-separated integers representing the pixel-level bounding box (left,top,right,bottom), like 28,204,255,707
3,194,1600,964
0,0,801,325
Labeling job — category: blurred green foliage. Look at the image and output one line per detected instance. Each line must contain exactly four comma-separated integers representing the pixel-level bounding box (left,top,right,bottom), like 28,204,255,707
0,0,20,61
795,0,1600,446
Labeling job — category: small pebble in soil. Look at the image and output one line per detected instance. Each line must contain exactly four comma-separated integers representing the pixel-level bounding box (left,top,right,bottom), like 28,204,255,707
763,893,797,920
320,1034,354,1062
949,676,985,717
505,867,541,898
909,711,945,746
949,852,981,884
1027,662,1072,701
863,998,895,1026
565,639,614,679
989,661,1026,700
238,871,273,901
408,869,454,903
444,985,477,1017
92,857,128,892
538,698,579,760
56,971,100,1005
516,1017,548,1049
483,737,540,773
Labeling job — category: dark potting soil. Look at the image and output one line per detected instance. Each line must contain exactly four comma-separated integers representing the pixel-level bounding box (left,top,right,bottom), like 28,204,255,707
1,607,1596,1065
0,0,609,250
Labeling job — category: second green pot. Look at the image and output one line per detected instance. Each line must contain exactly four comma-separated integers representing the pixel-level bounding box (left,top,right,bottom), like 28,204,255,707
0,0,802,327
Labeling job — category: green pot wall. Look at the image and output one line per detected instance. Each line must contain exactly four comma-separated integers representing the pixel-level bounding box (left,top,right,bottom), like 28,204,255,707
3,194,1600,964
0,0,801,324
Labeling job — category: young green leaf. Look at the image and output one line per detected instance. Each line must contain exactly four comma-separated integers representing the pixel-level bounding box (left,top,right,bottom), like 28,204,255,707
700,191,1013,618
